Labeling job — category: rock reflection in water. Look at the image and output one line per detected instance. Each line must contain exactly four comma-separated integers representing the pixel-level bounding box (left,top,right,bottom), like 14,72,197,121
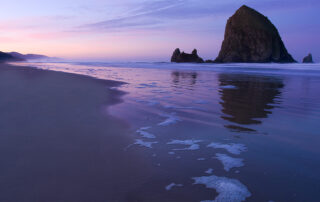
171,71,197,88
218,74,284,132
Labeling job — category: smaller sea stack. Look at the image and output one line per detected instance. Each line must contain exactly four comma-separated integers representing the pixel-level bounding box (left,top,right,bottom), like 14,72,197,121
215,5,296,63
171,48,204,63
302,54,314,63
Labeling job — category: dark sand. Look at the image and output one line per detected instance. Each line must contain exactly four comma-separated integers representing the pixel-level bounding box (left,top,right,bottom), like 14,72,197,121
0,64,152,202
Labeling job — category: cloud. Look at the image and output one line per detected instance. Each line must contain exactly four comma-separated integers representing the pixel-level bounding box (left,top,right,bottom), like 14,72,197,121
77,0,184,31
79,13,162,31
0,15,75,31
76,0,320,33
77,0,233,32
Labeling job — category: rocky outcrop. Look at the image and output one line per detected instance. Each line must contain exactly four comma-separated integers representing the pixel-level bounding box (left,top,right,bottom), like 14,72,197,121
205,60,215,63
215,5,296,63
302,54,314,63
171,48,204,63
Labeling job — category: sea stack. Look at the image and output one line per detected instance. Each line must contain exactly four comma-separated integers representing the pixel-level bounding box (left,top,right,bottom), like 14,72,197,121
171,48,204,63
215,5,296,63
302,54,314,63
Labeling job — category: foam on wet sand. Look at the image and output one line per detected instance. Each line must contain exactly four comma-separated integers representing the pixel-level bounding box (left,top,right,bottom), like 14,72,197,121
215,153,244,172
158,113,181,126
165,183,183,191
134,139,158,148
205,168,214,174
167,140,202,151
136,127,156,139
207,142,247,155
193,174,251,202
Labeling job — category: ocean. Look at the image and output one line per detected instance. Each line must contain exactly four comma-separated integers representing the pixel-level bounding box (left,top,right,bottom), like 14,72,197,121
13,61,320,201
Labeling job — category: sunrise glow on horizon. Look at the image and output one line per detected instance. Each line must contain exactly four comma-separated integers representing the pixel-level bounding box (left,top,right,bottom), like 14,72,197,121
0,0,319,61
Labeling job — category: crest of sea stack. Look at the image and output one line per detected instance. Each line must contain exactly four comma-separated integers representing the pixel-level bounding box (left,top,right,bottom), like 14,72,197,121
171,48,204,63
215,5,296,63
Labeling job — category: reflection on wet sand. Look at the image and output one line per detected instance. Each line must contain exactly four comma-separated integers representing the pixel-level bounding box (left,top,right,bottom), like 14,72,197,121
218,74,284,132
171,71,197,88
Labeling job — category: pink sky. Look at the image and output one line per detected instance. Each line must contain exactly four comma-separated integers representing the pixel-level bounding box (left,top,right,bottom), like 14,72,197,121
0,0,319,61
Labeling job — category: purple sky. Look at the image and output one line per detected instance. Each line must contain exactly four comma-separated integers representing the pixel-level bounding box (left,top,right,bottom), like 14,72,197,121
0,0,319,62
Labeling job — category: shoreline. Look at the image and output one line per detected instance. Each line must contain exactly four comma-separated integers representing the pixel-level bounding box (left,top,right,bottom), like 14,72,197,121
6,62,127,86
1,62,320,201
4,63,128,108
0,63,152,201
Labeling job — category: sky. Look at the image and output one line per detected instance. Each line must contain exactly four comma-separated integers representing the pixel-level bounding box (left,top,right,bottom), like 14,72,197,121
0,0,319,62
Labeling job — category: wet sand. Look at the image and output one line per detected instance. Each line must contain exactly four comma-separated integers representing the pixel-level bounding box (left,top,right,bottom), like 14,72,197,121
0,64,153,202
4,62,320,201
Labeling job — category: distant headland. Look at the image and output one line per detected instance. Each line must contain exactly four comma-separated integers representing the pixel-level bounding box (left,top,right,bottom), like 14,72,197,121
0,51,51,63
171,5,298,63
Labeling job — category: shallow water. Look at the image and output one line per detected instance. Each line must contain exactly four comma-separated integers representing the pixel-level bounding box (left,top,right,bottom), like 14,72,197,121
14,62,320,201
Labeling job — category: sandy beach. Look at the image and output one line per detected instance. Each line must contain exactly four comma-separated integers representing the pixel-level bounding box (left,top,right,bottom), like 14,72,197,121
0,0,319,201
1,62,320,202
0,64,153,201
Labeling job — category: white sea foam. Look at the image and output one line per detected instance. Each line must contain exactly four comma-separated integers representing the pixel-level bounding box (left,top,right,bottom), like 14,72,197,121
165,183,183,191
215,153,244,172
193,175,251,202
158,113,181,126
136,127,156,139
134,139,158,148
167,140,202,151
205,168,214,174
168,151,175,155
207,142,247,155
197,158,206,161
140,126,151,130
23,61,320,80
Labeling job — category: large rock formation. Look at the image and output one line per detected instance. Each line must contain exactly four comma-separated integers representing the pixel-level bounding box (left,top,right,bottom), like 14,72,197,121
215,5,296,63
302,53,314,63
171,48,204,63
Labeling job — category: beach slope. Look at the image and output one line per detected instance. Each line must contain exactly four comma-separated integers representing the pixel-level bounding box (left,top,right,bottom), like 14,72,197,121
0,64,151,202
